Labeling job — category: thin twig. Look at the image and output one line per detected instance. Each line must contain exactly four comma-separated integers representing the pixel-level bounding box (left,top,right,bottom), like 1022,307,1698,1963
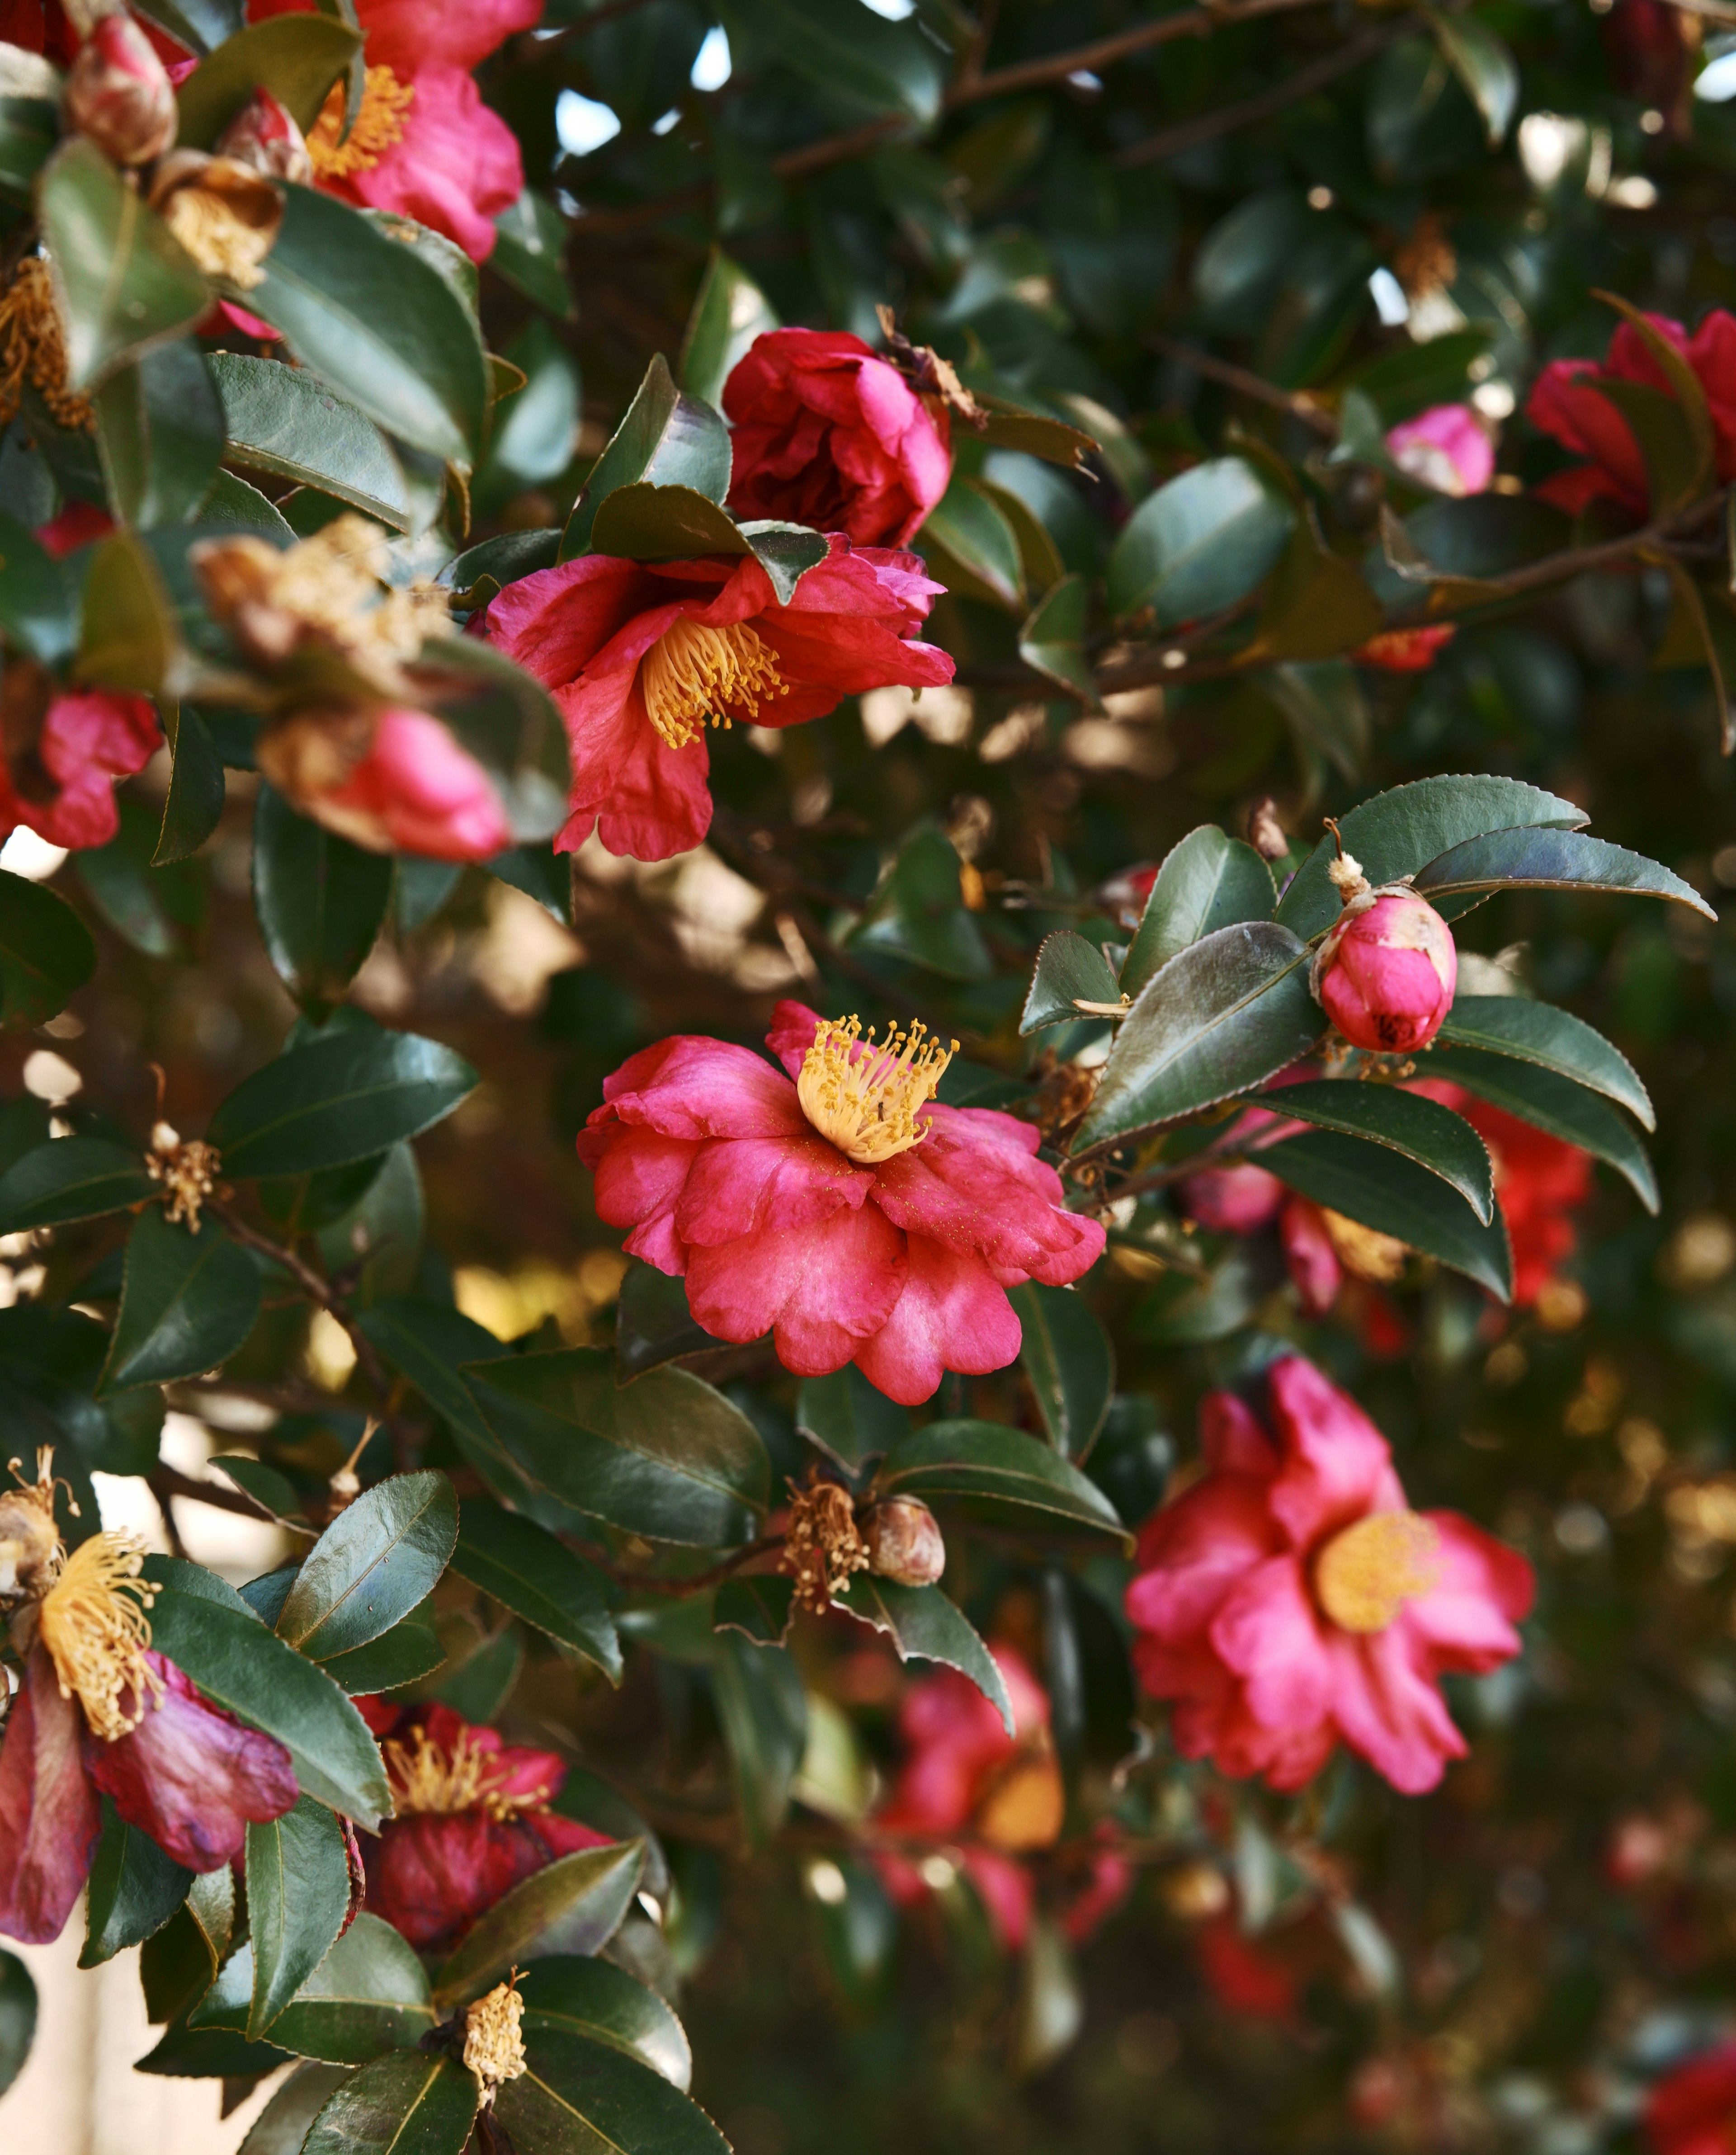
206,1195,397,1414
149,1462,288,1526
1144,331,1336,435
591,1534,786,1599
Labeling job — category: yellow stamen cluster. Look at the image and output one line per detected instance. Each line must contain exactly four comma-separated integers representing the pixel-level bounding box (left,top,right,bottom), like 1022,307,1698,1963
38,1531,163,1742
1314,1510,1440,1636
640,617,788,750
0,258,94,434
383,1723,548,1822
462,1976,527,2103
779,1476,868,1614
797,1015,956,1166
145,1121,224,1231
307,66,415,180
156,156,282,291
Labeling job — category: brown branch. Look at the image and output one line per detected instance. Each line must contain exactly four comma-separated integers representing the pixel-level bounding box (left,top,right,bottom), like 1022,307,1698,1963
591,1534,786,1599
149,1462,295,1527
1143,331,1336,435
205,1195,397,1416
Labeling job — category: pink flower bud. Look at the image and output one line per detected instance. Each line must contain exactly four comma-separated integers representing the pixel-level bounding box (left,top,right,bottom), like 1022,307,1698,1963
861,1495,946,1586
1179,1163,1285,1236
1384,403,1495,497
1313,886,1458,1053
214,87,312,185
258,706,512,864
63,10,177,167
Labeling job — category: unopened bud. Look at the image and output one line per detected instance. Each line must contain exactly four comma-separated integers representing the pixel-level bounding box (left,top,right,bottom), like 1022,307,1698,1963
215,88,313,185
149,151,283,291
1246,797,1288,863
63,10,177,167
1311,887,1457,1054
861,1495,946,1587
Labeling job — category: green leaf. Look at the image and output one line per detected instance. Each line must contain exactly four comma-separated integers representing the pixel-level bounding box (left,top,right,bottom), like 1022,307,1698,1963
679,246,778,408
1260,1080,1494,1222
0,61,58,196
1423,5,1518,143
0,505,77,663
444,527,561,610
449,1498,621,1680
249,184,488,466
585,482,827,606
562,354,731,557
1267,660,1369,785
476,318,581,512
76,526,178,694
499,2030,731,2155
37,140,208,390
795,1363,909,1472
236,2065,353,2155
0,1952,35,2100
1439,995,1654,1129
850,829,993,981
920,475,1025,611
1276,774,1589,940
208,1024,477,1178
712,1633,807,1849
1430,1044,1659,1211
491,187,574,318
723,0,943,122
832,1575,1014,1734
75,798,203,956
1076,923,1322,1152
268,1913,437,2065
252,783,393,1014
80,1799,193,1968
1009,1282,1114,1458
1587,377,1706,517
0,1135,153,1231
216,1454,310,1524
877,1420,1128,1543
208,354,412,532
463,1349,769,1547
93,341,223,531
1254,513,1384,660
517,1958,692,2089
1122,825,1277,1001
319,1599,445,1695
1020,928,1122,1033
432,1841,646,2008
156,700,227,864
174,14,359,144
246,1796,354,2038
712,1575,795,1646
134,0,245,55
99,1207,261,1394
1596,288,1717,504
202,467,297,538
1018,572,1099,704
1413,826,1717,920
302,2051,478,2155
1106,457,1294,624
1260,1130,1514,1298
615,1259,716,1379
0,870,94,1029
277,1470,458,1660
142,1558,392,1826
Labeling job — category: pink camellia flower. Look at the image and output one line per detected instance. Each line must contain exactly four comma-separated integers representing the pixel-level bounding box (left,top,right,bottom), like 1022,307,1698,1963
0,1528,297,1943
0,680,162,853
1644,2042,1736,2155
355,1700,611,1951
247,0,540,261
483,539,953,863
1124,1353,1533,1793
1526,309,1736,514
257,706,512,863
576,1000,1105,1403
1385,405,1494,497
722,329,953,549
1353,625,1457,673
1310,843,1457,1054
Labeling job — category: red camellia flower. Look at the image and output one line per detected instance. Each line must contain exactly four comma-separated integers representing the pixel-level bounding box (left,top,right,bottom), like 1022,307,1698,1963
1353,625,1458,673
1645,2042,1736,2155
1410,1080,1593,1306
0,675,162,854
247,0,540,261
1526,309,1736,515
722,329,954,548
1311,844,1458,1053
0,1527,297,1943
576,1000,1105,1404
356,1700,611,1950
1124,1354,1533,1793
483,540,954,863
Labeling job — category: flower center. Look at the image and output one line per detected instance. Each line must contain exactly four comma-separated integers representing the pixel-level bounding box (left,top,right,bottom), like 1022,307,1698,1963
383,1724,547,1822
307,65,415,179
1314,1510,1439,1635
796,1015,956,1166
640,616,788,750
38,1531,162,1742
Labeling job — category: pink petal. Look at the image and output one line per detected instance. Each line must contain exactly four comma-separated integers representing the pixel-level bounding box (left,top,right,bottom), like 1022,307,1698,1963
851,1235,1022,1405
675,1133,869,1246
683,1202,907,1371
1208,1555,1335,1732
1264,1356,1406,1550
1323,1626,1467,1795
0,1647,99,1944
1126,1478,1284,1643
594,1035,807,1141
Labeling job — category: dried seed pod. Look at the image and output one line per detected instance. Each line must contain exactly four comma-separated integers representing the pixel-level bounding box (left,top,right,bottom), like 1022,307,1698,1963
861,1494,946,1587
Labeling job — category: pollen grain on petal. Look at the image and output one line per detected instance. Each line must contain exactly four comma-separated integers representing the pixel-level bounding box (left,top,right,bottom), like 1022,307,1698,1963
1314,1509,1440,1635
796,1014,956,1166
640,615,788,750
37,1530,163,1741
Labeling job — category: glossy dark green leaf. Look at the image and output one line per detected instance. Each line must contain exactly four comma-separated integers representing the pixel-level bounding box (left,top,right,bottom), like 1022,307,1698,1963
1413,826,1717,920
1254,513,1384,660
463,1349,769,1547
712,1575,796,1645
1107,457,1293,624
833,1576,1014,1733
0,868,96,1029
236,2064,352,2155
1439,995,1653,1128
712,1633,807,1849
268,1913,437,2065
152,700,226,866
137,2018,292,2079
476,318,582,514
445,527,561,611
1260,1080,1494,1221
302,2051,477,2155
851,829,993,981
448,1498,621,1681
499,2029,730,2155
614,1256,716,1378
1020,929,1122,1033
877,1420,1128,1543
319,1599,445,1695
562,353,731,556
725,0,943,121
208,1025,477,1178
1260,1130,1514,1298
491,186,574,317
1009,1281,1114,1458
0,1951,33,2101
98,1207,261,1394
586,482,827,606
518,1957,692,2089
1268,660,1369,784
1122,826,1277,1000
278,1469,458,1660
795,1363,908,1472
76,527,178,694
921,475,1026,611
0,505,76,663
1588,377,1705,517
175,14,359,144
93,341,223,531
209,353,411,531
0,1136,152,1231
432,1841,646,2008
679,246,777,407
1018,572,1099,703
37,140,208,389
251,783,392,1015
1429,1044,1659,1211
1075,922,1321,1152
1425,5,1518,143
80,1799,193,1968
215,1455,309,1524
246,1796,354,2038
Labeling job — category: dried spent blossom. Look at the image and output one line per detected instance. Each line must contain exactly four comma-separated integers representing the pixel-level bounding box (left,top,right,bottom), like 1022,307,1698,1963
463,1976,528,2103
148,152,283,291
0,257,93,433
144,1122,224,1231
0,1451,67,1603
860,1495,946,1587
61,9,176,166
780,1475,869,1613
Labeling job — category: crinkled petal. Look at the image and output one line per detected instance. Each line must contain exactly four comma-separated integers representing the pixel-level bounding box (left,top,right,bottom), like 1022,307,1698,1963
675,1133,869,1245
684,1202,907,1370
1264,1354,1406,1548
0,1646,99,1944
851,1235,1022,1405
593,1035,807,1141
1208,1555,1335,1732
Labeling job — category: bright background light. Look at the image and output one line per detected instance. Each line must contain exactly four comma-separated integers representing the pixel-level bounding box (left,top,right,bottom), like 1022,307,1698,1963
691,24,731,90
556,88,622,158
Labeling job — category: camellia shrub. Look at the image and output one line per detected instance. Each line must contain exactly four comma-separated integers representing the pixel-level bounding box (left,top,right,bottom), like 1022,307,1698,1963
1,0,1736,2150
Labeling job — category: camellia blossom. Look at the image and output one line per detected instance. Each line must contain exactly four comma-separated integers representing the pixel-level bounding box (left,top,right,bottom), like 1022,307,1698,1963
1644,2042,1736,2155
0,665,161,854
1410,1079,1593,1306
247,0,540,261
1385,404,1495,497
0,1497,297,1943
256,705,512,863
723,329,953,548
1310,844,1458,1053
1526,309,1736,514
355,1700,610,1950
1125,1354,1533,1793
482,540,954,863
576,1001,1105,1404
